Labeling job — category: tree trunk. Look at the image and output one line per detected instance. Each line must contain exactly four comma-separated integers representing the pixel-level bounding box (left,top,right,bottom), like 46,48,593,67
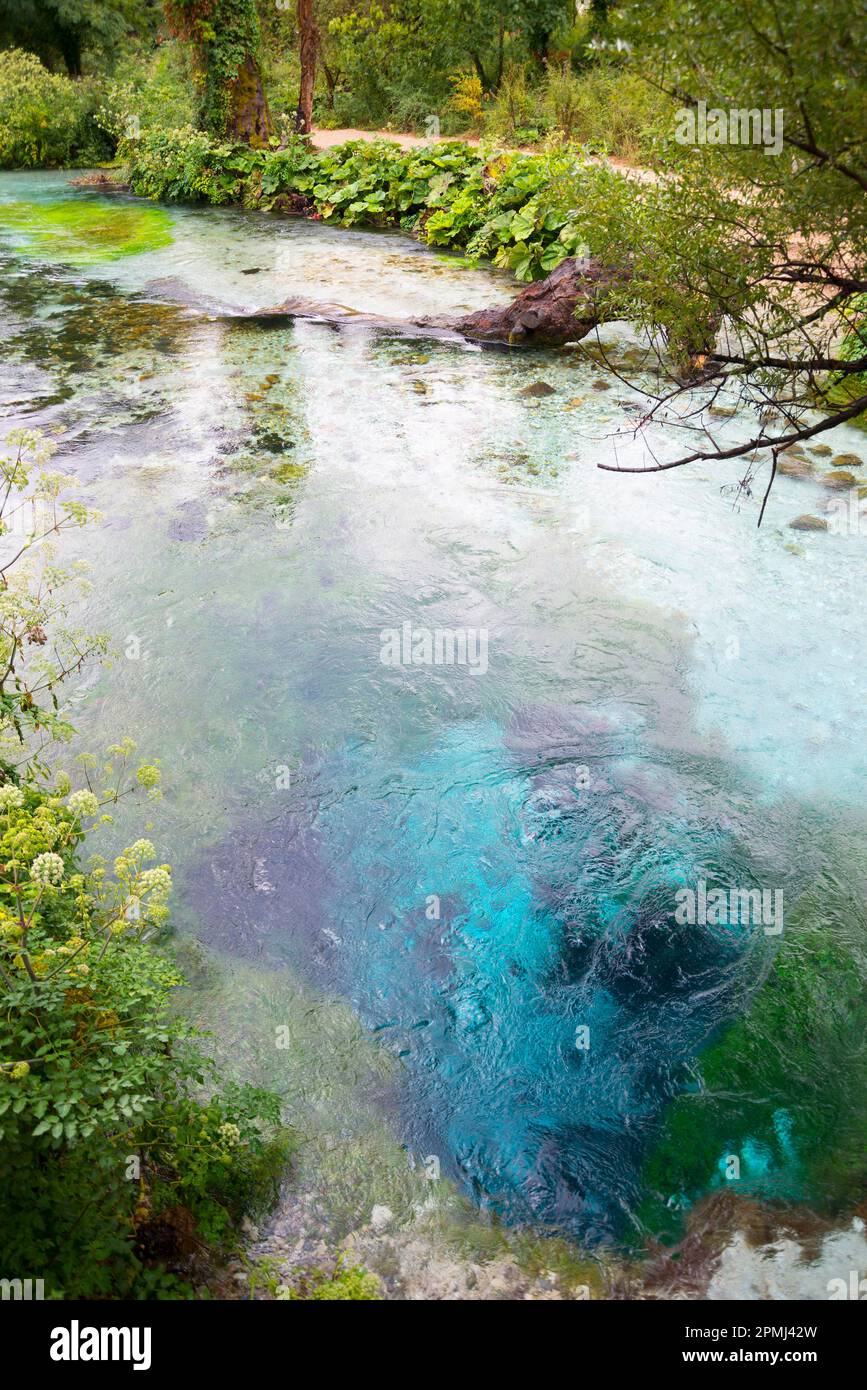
495,20,505,89
471,53,491,94
450,256,626,345
321,59,337,110
226,53,271,147
297,0,317,135
242,256,629,349
56,24,82,76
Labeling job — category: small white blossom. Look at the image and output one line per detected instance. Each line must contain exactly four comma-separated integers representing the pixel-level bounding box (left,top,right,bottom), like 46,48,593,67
0,785,24,810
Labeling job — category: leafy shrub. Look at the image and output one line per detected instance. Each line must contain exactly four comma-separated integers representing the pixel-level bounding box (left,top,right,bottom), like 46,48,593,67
0,782,290,1296
95,42,197,144
0,430,291,1297
538,64,671,159
0,48,111,169
120,126,269,205
481,63,543,144
448,73,485,134
826,293,867,418
277,1258,382,1300
421,145,592,279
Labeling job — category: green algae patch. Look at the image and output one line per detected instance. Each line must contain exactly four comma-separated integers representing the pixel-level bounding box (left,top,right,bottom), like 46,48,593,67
636,882,867,1242
0,198,173,264
269,460,308,485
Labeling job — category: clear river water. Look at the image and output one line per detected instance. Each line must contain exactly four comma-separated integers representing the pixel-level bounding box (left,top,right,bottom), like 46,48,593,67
1,171,865,1260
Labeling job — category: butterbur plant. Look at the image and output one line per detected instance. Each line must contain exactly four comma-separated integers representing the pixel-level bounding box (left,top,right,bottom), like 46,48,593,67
0,429,290,1298
123,130,601,281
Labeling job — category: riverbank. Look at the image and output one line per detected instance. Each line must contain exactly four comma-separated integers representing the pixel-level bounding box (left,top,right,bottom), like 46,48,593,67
118,129,619,285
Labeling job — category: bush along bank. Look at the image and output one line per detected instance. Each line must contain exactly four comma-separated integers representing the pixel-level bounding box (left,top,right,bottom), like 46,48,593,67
0,429,292,1299
120,129,622,282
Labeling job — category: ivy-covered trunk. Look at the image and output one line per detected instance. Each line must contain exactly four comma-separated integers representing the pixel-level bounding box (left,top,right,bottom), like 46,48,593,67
164,0,271,146
226,51,271,146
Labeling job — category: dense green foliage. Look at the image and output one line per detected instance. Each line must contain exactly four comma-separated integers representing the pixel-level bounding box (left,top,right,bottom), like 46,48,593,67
0,1,661,167
0,0,161,76
276,1257,382,1299
0,430,291,1298
317,3,661,149
570,0,867,464
124,128,615,280
0,47,112,167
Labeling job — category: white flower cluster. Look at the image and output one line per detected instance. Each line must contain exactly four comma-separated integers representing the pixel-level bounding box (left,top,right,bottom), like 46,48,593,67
139,865,171,900
67,789,100,819
0,785,24,810
30,851,65,886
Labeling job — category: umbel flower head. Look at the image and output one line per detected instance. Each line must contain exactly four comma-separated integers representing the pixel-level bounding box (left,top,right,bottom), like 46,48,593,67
0,785,24,811
30,851,64,887
67,789,99,819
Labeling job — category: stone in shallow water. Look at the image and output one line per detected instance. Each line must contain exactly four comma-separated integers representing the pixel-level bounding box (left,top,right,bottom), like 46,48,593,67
789,514,828,531
831,452,863,469
808,444,833,457
777,456,813,478
370,1204,394,1234
521,381,556,398
824,470,859,490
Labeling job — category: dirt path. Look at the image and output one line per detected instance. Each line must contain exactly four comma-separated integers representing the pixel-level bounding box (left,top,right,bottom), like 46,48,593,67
310,127,491,152
308,126,646,178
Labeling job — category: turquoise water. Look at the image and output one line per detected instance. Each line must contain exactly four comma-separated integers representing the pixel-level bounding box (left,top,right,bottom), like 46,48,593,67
1,172,865,1246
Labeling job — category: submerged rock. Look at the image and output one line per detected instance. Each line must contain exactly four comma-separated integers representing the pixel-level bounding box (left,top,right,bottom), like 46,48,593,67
521,380,557,398
789,514,828,531
641,1190,867,1300
776,456,813,478
824,469,859,489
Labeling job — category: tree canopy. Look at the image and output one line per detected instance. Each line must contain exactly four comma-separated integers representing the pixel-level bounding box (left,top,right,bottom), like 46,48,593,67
576,0,867,489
